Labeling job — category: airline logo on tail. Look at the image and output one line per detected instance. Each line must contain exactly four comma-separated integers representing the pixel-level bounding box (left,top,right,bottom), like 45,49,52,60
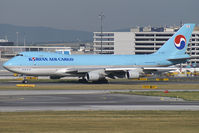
174,35,186,50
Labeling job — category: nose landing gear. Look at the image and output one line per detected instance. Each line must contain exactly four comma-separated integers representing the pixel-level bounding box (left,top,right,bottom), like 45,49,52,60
21,76,38,84
22,79,28,84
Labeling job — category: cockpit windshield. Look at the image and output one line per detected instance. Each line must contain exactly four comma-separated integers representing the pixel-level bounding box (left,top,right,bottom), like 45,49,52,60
16,54,23,56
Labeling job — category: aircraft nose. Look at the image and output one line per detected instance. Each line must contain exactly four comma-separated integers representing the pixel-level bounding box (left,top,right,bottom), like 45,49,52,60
3,62,8,69
3,60,12,70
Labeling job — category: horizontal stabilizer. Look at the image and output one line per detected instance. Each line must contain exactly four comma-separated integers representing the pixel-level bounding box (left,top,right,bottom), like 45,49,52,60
168,56,199,61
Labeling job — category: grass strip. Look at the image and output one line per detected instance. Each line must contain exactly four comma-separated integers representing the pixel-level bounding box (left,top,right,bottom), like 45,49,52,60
0,111,199,133
1,83,199,90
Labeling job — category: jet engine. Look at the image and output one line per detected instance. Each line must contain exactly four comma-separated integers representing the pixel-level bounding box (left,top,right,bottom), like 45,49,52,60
50,76,62,79
85,71,104,81
126,70,140,79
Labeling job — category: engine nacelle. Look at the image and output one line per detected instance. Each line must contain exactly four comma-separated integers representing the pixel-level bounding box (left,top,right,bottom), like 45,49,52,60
126,70,140,79
50,76,62,79
85,71,104,81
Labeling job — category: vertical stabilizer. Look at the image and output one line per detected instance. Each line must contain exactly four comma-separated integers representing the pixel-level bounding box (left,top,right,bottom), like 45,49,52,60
155,24,195,57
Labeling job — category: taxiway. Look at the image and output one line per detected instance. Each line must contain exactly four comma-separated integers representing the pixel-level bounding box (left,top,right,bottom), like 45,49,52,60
0,90,199,112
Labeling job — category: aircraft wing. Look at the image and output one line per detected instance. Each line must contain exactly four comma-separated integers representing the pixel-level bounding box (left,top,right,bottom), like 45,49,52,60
105,67,177,73
142,67,177,73
105,67,141,71
55,67,177,79
67,67,177,74
168,56,199,62
168,57,193,61
105,67,177,78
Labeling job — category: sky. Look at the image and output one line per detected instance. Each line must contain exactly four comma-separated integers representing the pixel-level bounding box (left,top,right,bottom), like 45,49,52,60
0,0,199,31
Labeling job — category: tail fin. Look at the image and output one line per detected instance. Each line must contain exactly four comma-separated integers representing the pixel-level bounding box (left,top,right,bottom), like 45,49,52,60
155,24,195,56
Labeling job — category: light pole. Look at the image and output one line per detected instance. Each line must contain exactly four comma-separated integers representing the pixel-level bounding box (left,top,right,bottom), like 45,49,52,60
99,12,105,54
23,33,26,51
16,32,19,46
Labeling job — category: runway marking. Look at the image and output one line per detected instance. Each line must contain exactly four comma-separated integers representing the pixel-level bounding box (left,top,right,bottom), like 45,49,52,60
142,85,157,89
103,97,107,100
16,84,35,87
160,97,165,101
160,97,183,101
156,78,169,81
19,98,24,100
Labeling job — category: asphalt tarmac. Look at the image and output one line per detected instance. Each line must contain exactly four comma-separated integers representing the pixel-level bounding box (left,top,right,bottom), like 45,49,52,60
1,77,199,112
0,90,199,112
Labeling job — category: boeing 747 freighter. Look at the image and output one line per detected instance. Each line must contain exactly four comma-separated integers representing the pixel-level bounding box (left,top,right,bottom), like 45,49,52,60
3,24,195,83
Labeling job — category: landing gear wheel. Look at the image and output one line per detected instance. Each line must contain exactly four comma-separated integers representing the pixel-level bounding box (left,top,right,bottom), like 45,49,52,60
92,78,109,84
78,78,88,83
22,79,28,84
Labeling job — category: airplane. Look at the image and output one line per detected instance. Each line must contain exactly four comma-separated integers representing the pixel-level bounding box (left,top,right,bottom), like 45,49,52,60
3,24,195,83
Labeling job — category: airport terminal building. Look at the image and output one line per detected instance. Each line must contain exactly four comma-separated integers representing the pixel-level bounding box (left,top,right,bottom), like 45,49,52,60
93,25,199,65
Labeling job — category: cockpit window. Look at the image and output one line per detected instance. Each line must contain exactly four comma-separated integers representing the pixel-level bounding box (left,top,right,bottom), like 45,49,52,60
16,54,23,56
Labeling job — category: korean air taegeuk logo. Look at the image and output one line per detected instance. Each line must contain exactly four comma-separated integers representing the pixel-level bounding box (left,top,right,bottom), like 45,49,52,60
174,35,186,50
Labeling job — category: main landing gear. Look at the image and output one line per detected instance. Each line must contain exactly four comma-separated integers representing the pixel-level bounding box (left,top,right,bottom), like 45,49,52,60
78,77,109,84
78,78,88,83
92,78,109,84
22,78,28,84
